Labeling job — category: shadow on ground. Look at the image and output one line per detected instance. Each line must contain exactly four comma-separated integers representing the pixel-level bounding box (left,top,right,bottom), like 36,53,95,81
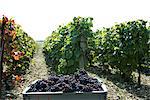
87,65,150,99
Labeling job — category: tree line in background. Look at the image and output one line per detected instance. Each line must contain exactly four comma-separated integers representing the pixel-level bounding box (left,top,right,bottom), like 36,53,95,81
43,17,150,85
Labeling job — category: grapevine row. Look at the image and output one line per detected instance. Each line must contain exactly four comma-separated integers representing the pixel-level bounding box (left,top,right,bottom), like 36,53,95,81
44,17,150,85
0,16,36,89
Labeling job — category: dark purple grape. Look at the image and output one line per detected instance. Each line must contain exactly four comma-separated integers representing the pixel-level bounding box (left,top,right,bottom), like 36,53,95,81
75,73,79,79
62,83,73,92
82,85,92,92
51,84,61,92
27,70,102,93
79,70,88,76
48,75,59,83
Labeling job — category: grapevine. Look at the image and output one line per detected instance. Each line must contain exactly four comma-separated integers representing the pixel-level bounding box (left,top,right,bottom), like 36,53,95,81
44,17,95,74
0,16,36,91
95,20,150,84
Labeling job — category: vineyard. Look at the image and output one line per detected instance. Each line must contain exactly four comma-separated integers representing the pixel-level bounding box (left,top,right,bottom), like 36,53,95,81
0,16,150,99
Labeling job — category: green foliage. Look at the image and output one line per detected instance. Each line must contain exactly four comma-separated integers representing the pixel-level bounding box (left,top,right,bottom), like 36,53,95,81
12,25,36,74
96,20,150,78
15,25,36,59
0,16,36,90
44,17,94,74
4,25,36,75
44,17,149,80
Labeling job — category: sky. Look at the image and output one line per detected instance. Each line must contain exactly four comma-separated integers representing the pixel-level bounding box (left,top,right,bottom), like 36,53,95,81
0,0,150,40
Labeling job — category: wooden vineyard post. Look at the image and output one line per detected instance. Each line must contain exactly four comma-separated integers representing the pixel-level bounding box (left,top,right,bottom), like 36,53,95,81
0,16,5,98
79,35,88,69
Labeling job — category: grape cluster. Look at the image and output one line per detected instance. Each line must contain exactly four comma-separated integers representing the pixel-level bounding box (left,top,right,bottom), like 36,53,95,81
28,71,102,92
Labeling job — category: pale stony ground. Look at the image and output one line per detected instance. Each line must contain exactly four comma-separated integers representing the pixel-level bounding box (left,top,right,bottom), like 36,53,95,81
2,42,150,100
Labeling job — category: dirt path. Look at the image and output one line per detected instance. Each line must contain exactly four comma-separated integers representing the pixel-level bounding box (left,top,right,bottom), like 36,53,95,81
9,42,49,99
